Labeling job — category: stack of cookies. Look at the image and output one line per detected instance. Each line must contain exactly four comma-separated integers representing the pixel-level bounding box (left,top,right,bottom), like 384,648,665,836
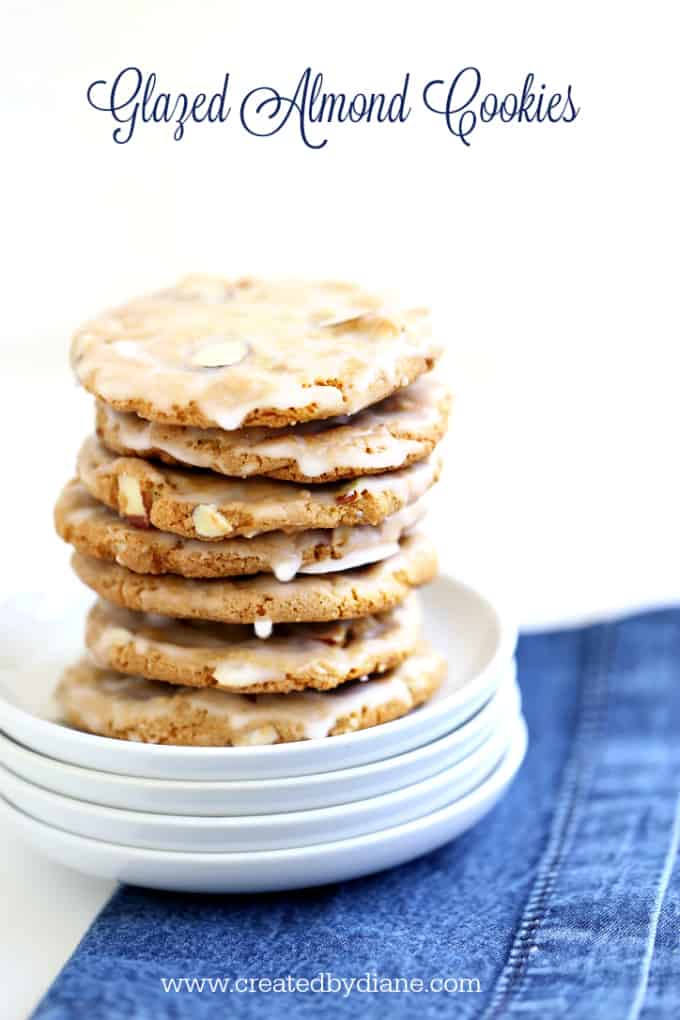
54,277,451,747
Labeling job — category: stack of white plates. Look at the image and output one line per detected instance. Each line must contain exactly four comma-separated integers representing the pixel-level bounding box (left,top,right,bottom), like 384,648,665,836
0,576,526,892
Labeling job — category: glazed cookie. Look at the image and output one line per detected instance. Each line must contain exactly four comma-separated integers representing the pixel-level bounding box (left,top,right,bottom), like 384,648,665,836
84,596,422,693
77,435,441,539
55,481,427,580
71,276,442,430
70,532,437,624
57,644,446,745
94,376,452,484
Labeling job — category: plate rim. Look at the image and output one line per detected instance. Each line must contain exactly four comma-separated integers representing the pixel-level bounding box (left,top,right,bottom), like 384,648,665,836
0,708,516,831
1,716,527,863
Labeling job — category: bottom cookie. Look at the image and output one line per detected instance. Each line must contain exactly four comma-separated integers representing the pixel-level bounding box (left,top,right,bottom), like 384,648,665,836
56,645,446,746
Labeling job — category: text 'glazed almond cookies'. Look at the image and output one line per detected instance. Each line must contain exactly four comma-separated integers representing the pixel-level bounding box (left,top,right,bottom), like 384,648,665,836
56,276,451,746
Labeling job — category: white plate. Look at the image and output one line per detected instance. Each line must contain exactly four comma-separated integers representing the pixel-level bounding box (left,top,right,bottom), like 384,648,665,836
0,669,519,815
1,716,527,891
0,576,517,780
0,707,516,852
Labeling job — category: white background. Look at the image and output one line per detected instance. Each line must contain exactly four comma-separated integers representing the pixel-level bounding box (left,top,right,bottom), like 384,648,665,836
1,2,678,1017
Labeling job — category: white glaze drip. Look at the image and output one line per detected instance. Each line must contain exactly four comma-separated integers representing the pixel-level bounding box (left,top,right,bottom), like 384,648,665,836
254,618,273,640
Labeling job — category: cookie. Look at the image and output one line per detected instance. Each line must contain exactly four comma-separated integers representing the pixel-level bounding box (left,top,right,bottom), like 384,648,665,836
55,480,427,580
71,276,442,430
56,643,446,745
84,596,422,693
70,532,437,625
77,435,441,539
94,376,451,484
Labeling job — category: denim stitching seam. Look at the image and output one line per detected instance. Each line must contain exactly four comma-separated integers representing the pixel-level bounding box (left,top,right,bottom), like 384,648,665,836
481,626,611,1018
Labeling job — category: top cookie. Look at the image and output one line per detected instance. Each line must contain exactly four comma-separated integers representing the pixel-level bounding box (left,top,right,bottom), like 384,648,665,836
71,276,441,430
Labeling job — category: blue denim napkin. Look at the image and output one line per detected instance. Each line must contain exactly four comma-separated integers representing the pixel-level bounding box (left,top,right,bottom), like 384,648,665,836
34,609,680,1019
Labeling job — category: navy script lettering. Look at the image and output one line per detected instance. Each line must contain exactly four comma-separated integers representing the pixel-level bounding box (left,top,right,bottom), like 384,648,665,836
85,68,579,147
423,69,580,145
240,68,412,149
86,67,231,143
